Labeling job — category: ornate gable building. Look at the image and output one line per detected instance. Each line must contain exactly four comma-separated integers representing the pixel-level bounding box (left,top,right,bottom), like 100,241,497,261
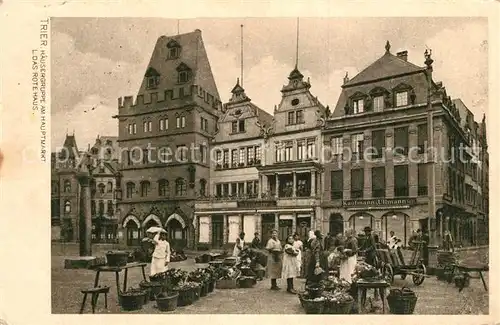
114,30,222,248
322,41,488,247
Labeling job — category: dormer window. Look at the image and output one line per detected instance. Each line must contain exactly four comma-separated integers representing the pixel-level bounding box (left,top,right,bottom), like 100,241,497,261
176,62,191,84
231,120,245,134
167,39,181,59
145,67,160,90
396,91,408,107
353,99,364,114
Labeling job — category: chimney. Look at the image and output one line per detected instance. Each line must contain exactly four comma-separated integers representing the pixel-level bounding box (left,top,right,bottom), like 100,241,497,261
397,50,408,61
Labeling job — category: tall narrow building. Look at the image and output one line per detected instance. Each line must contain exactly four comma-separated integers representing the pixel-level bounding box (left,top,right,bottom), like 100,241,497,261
114,30,222,248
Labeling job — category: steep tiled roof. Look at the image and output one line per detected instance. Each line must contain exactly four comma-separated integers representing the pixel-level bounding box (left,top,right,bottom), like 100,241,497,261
343,51,424,87
137,29,220,100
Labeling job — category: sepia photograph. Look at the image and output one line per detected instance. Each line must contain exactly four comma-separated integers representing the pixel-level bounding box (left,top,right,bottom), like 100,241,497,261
48,16,490,315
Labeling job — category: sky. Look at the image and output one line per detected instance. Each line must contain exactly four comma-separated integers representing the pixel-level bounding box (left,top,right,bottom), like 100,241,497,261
51,17,488,150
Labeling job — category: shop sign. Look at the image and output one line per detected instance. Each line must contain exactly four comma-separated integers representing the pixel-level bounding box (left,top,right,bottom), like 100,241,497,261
237,200,277,208
343,198,417,209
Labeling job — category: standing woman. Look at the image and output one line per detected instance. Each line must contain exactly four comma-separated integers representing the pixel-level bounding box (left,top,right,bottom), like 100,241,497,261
344,229,358,283
265,229,283,290
302,230,316,278
282,235,300,294
149,231,171,276
306,230,328,286
293,233,303,276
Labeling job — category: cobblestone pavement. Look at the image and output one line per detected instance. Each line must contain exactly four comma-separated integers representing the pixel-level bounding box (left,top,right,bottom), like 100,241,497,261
52,252,488,314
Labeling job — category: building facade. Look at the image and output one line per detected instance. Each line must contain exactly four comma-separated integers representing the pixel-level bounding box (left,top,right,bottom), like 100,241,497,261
194,66,330,248
114,30,222,249
321,42,488,247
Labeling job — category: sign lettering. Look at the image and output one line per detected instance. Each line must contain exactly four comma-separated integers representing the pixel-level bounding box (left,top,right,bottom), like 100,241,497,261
343,198,417,208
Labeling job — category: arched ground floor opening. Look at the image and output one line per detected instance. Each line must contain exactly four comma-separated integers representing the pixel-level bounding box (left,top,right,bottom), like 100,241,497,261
122,215,141,246
328,213,344,237
165,213,188,249
348,212,374,235
381,211,411,247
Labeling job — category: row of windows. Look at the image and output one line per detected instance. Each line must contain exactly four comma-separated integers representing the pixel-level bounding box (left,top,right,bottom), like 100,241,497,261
231,120,246,134
146,71,190,90
329,164,428,200
123,145,208,166
215,146,261,168
91,200,115,216
124,178,207,198
215,180,259,198
330,124,428,158
276,139,316,162
127,116,187,135
347,87,415,116
287,110,304,125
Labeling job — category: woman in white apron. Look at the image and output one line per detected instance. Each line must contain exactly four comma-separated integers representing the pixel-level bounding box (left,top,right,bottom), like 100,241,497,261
282,235,300,294
344,229,358,282
149,231,171,276
265,229,283,290
292,232,303,275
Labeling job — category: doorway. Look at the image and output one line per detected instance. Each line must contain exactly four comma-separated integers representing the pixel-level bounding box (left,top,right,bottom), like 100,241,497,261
296,217,311,242
211,215,224,248
261,214,276,243
279,219,293,242
125,220,140,246
329,214,344,237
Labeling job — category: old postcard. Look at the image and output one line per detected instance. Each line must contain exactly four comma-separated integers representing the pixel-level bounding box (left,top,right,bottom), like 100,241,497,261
0,1,497,324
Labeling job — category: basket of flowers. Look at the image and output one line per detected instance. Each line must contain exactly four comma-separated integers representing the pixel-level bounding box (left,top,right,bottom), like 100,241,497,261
320,276,351,292
305,284,324,299
139,280,163,301
298,293,325,314
322,291,354,314
215,266,241,289
387,287,418,314
118,287,147,311
163,268,188,291
188,268,212,297
353,261,379,280
174,281,201,307
155,291,179,312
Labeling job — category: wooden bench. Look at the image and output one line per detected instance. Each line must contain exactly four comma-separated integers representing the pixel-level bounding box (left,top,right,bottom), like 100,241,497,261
79,286,110,314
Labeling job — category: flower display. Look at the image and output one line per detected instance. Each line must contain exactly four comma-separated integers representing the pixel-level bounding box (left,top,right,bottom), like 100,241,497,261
188,268,212,283
165,268,189,286
213,266,240,281
323,291,354,304
321,276,351,292
174,281,200,291
351,261,381,281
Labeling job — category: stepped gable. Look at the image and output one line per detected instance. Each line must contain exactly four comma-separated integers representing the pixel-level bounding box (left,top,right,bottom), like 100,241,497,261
117,29,222,116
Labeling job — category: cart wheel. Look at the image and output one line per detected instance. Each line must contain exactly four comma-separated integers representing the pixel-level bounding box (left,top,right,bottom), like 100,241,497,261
383,263,394,284
412,262,426,286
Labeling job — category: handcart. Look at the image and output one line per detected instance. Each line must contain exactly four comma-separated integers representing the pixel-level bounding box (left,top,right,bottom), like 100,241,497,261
376,240,427,286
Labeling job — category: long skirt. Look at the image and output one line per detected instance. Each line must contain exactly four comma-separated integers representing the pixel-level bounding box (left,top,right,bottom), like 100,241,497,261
266,254,283,279
150,257,166,276
306,251,329,285
339,258,351,281
302,250,312,278
346,254,357,283
282,254,300,279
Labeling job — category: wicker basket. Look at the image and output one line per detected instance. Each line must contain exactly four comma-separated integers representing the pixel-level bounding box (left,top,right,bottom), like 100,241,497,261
200,282,208,297
139,281,163,301
323,298,354,314
156,292,179,312
387,288,418,314
299,294,325,314
106,251,129,267
118,289,147,311
216,278,239,289
177,288,196,307
207,280,215,293
238,276,256,288
305,285,324,299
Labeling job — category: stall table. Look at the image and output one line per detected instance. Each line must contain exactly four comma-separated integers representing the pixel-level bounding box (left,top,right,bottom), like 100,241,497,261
455,263,489,291
92,262,147,295
356,279,390,314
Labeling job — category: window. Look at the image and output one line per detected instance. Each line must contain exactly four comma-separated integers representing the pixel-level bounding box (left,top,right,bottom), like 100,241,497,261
176,116,186,128
351,169,364,199
147,76,159,89
236,182,244,196
140,181,151,197
216,184,222,197
371,130,385,159
255,146,261,163
231,121,238,133
158,179,169,196
418,163,428,196
396,91,408,107
199,179,207,197
394,127,409,156
275,143,283,162
98,200,104,215
177,145,187,162
222,183,229,197
394,165,409,197
287,111,295,125
64,200,71,214
158,147,170,163
371,167,385,198
231,149,238,167
223,149,229,167
373,95,384,112
200,144,207,163
417,124,428,154
297,141,304,161
126,182,135,199
247,147,255,164
107,200,114,216
142,148,149,164
296,110,304,123
107,181,113,193
200,117,208,131
64,180,71,192
231,183,237,197
91,200,96,215
168,47,179,59
175,178,187,196
306,139,316,159
128,124,133,134
143,121,152,133
238,120,245,133
284,142,293,161
239,148,245,165
331,170,343,199
178,71,189,83
351,133,364,160
353,99,364,114
98,183,105,194
331,137,343,157
159,118,168,131
247,181,255,197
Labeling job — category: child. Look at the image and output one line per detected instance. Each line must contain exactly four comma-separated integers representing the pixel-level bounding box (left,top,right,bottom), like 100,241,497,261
149,231,171,276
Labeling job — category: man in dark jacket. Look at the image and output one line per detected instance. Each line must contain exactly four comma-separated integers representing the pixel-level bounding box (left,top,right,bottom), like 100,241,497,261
250,232,261,249
360,226,377,267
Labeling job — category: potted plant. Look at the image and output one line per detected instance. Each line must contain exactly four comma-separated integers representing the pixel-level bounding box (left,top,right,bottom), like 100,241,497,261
174,281,201,306
118,287,147,311
139,280,163,301
156,291,179,312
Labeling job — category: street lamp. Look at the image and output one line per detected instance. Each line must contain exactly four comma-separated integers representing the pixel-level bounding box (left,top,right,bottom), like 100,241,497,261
424,49,437,249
